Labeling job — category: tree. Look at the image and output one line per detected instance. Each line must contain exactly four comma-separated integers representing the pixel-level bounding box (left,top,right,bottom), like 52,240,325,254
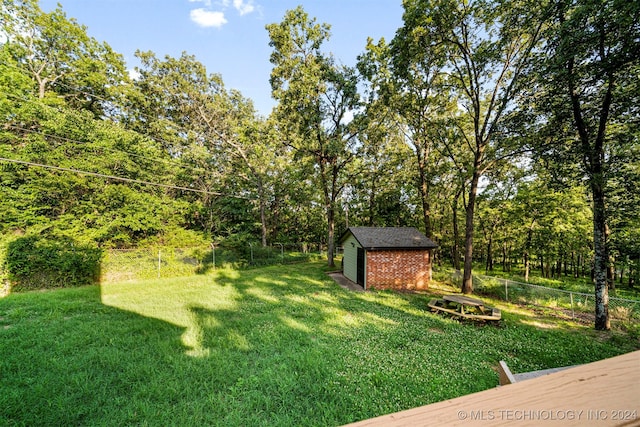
607,122,640,288
358,35,452,240
347,108,419,229
1,0,127,117
0,7,188,247
267,6,361,267
224,114,293,247
398,0,545,293
533,0,640,329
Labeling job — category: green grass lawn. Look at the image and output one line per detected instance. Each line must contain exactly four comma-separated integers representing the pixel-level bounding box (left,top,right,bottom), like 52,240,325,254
1,262,638,426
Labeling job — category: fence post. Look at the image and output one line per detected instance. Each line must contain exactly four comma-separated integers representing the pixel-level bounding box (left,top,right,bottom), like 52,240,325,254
570,292,575,319
210,243,216,271
158,249,161,278
504,278,508,302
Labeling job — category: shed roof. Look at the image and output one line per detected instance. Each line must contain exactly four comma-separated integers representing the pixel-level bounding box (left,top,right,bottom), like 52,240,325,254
339,227,438,250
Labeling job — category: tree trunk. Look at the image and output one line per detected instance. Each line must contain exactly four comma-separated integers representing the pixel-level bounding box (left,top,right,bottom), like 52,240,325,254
608,262,615,291
451,188,462,271
618,261,624,285
563,17,612,329
258,179,268,247
319,154,339,269
327,203,335,268
260,200,267,247
524,224,534,282
592,182,610,330
368,176,377,226
485,234,493,272
462,167,481,294
416,143,433,239
605,224,615,290
502,242,508,272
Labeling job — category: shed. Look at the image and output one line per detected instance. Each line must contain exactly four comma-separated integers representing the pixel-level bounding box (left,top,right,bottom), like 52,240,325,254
338,227,438,291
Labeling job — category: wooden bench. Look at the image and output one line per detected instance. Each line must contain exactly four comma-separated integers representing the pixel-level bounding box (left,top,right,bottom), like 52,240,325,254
497,360,578,385
473,307,501,321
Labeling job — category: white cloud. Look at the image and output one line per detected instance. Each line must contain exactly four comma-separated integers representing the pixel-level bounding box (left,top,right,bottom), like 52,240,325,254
233,0,255,15
189,0,213,6
188,0,256,29
190,8,227,28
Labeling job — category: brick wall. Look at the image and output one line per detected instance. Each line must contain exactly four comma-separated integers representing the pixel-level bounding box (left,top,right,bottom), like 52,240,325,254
366,249,432,291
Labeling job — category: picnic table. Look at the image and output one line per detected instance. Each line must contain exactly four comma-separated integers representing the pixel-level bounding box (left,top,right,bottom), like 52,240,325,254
443,294,484,309
428,294,501,321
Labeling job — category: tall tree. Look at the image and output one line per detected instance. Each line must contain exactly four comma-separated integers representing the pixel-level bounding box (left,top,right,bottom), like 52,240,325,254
359,35,451,240
347,109,418,229
129,52,263,239
267,6,361,267
126,51,225,235
1,0,127,117
399,0,545,293
0,1,180,247
226,113,292,247
533,0,640,329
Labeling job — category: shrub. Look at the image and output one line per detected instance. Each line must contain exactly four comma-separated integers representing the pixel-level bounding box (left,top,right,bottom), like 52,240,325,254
4,235,102,291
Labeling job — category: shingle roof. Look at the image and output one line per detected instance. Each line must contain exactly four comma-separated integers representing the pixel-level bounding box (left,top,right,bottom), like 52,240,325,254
339,227,438,250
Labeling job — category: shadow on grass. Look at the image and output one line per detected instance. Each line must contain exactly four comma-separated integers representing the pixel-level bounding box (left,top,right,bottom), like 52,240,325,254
1,264,390,425
2,262,637,426
0,285,188,426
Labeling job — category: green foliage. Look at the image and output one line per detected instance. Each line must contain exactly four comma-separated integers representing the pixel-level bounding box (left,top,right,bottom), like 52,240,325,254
1,0,127,112
4,235,102,290
0,0,638,325
522,0,640,328
267,6,364,266
138,227,209,248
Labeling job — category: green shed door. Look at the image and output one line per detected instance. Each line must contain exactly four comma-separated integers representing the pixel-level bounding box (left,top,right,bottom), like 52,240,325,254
357,247,365,286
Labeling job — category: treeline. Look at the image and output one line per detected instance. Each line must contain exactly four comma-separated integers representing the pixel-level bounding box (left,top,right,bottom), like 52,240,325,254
1,0,638,328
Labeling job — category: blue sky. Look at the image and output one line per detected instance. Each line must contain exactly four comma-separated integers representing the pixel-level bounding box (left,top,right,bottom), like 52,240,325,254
39,0,405,116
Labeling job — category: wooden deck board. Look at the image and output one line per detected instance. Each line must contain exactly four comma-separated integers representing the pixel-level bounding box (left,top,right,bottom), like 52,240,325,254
343,350,640,427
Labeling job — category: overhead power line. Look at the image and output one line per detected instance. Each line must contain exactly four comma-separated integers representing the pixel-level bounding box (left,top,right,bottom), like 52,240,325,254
2,90,214,174
1,63,254,200
0,157,252,199
5,123,214,176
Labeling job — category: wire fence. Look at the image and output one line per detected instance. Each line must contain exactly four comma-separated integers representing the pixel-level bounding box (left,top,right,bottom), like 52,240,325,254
467,273,640,325
100,244,322,283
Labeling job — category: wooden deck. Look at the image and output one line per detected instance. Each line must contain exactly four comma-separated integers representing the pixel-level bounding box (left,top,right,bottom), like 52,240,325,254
497,360,578,385
343,350,640,426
